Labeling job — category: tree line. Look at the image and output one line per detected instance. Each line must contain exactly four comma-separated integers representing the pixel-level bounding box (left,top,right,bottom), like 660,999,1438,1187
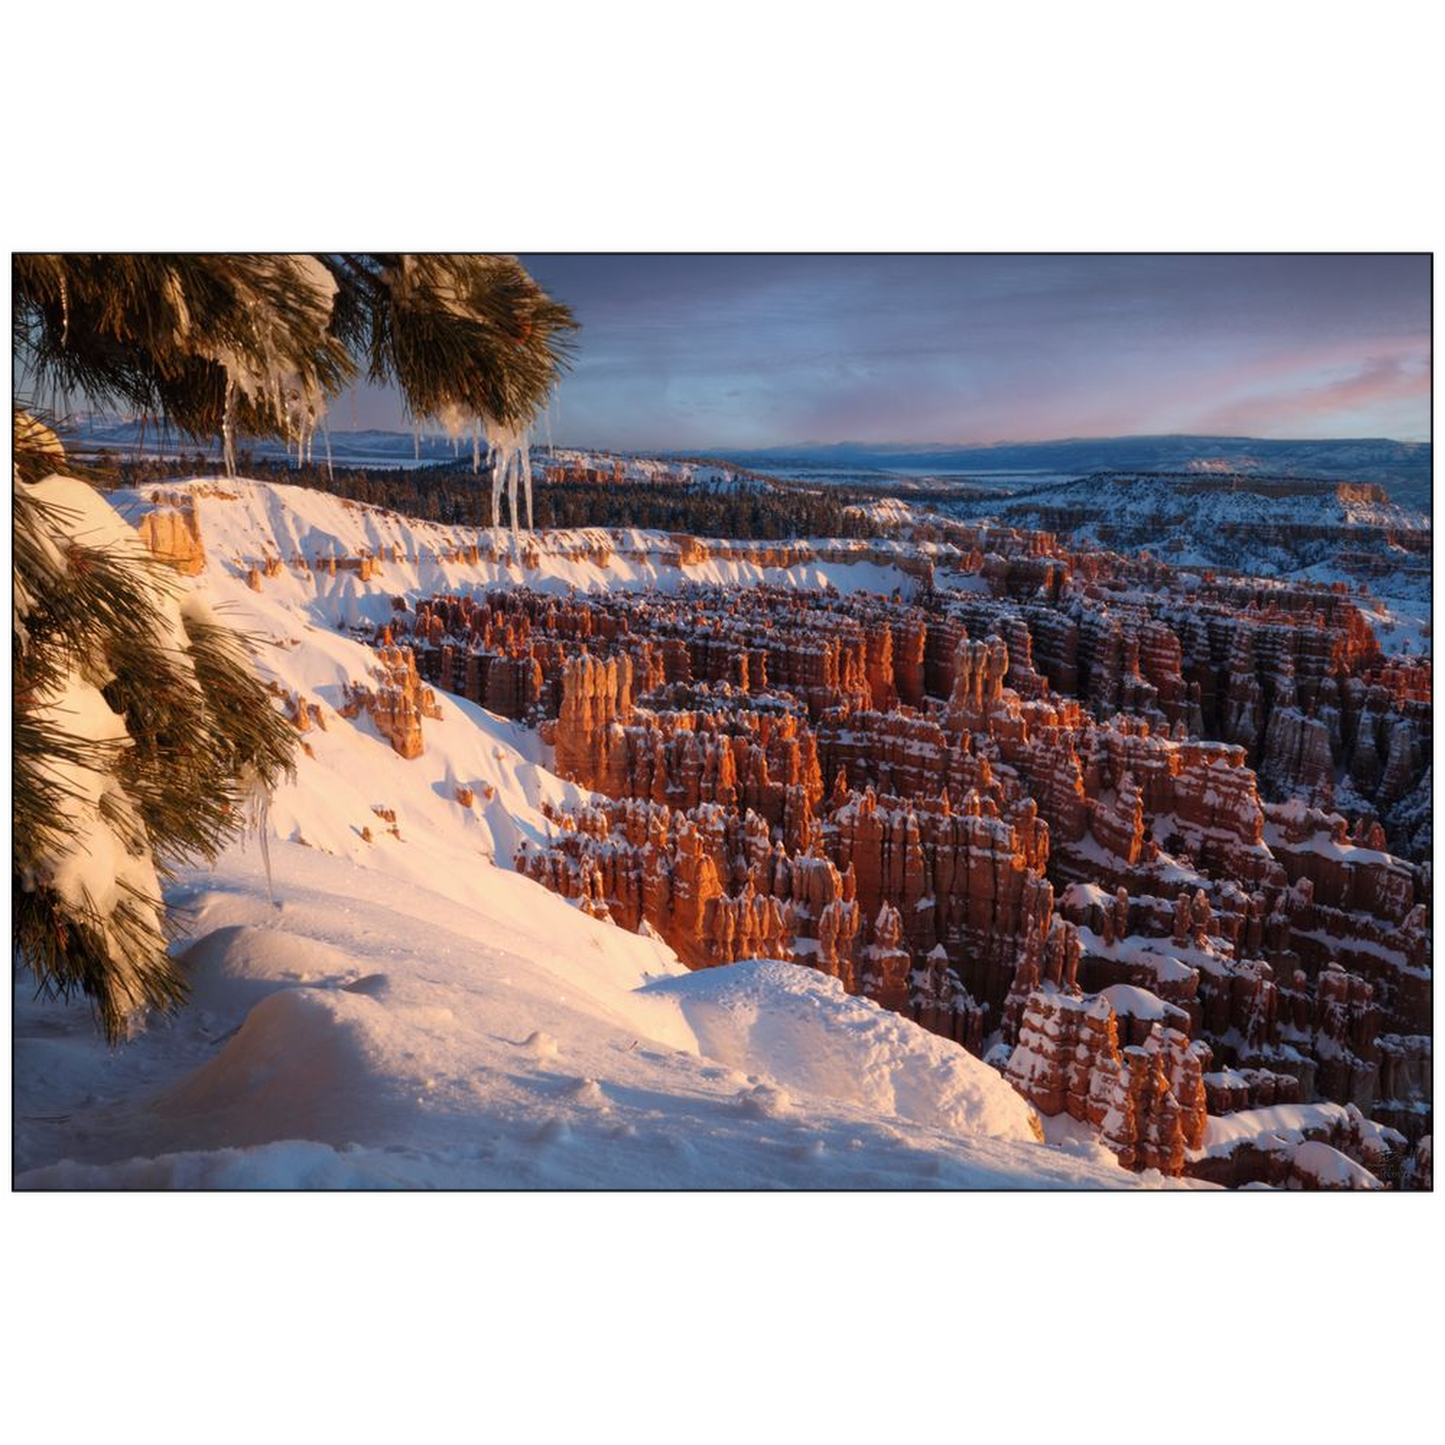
88,451,892,540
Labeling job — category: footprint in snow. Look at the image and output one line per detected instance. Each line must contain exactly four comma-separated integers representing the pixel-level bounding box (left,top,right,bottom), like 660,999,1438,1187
566,1078,607,1109
737,1084,790,1120
533,1117,571,1145
341,973,390,997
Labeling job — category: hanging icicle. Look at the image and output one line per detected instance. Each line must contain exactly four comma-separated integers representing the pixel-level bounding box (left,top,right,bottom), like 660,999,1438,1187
222,375,237,478
524,441,534,534
508,446,521,547
479,415,535,545
240,766,277,907
489,440,505,529
206,256,340,482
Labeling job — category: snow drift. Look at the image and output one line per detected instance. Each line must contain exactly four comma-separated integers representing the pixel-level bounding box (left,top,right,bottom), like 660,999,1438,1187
645,960,1043,1145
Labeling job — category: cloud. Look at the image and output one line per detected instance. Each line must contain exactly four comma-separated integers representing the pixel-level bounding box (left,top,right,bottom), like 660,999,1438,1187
1198,348,1430,438
335,257,1433,448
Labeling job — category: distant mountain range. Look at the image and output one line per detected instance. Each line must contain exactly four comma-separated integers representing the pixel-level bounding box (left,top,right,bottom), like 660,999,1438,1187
710,436,1432,508
70,418,473,468
68,419,1431,510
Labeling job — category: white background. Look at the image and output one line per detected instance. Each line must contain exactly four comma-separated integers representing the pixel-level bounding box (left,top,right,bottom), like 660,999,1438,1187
4,2,1439,1440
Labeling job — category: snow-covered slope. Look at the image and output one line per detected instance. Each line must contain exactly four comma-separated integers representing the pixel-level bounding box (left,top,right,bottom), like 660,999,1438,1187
980,470,1428,532
15,477,1188,1189
950,471,1431,605
112,477,920,618
19,846,1171,1188
99,479,925,888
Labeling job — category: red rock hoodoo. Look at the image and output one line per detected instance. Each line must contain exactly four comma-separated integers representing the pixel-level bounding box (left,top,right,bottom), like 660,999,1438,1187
360,523,1429,1182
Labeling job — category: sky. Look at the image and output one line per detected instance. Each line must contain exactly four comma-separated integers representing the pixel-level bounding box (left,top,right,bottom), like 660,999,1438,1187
338,255,1431,450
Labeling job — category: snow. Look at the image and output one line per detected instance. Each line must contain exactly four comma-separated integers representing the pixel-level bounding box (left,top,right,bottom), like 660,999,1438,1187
1200,1101,1352,1153
1073,923,1200,986
1289,1140,1383,1189
109,478,922,604
976,471,1429,535
1261,820,1407,873
1347,593,1431,657
15,476,195,1010
958,471,1431,602
938,568,994,594
14,846,1173,1189
15,475,1185,1189
643,959,1041,1144
843,496,914,529
33,472,164,556
1098,983,1171,1021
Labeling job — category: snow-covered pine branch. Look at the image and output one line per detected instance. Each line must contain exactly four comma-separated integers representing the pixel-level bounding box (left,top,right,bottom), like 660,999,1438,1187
13,413,296,1041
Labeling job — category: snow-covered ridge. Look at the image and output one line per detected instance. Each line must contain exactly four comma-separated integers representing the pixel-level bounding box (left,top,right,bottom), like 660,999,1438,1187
977,471,1429,533
949,469,1431,610
112,477,941,614
15,475,1179,1188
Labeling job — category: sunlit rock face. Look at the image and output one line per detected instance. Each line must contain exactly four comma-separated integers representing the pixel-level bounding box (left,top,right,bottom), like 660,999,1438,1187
339,640,441,760
137,500,207,575
367,525,1429,1181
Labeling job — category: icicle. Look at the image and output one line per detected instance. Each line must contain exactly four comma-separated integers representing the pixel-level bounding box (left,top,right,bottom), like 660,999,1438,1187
413,419,421,462
323,416,334,481
508,446,521,548
481,415,534,541
472,422,481,475
256,806,275,906
240,766,277,906
222,375,237,478
59,273,70,348
489,441,506,529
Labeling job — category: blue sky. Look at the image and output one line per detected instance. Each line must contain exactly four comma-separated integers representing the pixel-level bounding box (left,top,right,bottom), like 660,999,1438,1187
338,254,1430,449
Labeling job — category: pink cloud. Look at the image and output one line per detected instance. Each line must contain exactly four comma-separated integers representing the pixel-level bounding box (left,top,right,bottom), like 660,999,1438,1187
1199,349,1430,436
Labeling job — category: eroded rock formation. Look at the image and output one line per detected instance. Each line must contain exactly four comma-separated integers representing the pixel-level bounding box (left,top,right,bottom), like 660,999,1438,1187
366,550,1428,1182
137,502,206,575
340,639,442,759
